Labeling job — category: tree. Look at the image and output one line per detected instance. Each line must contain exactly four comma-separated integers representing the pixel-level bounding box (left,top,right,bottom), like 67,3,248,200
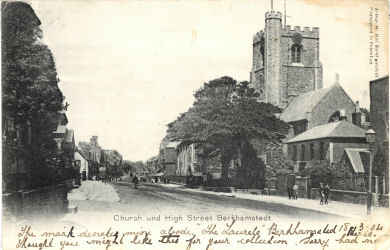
360,108,370,122
122,162,133,174
2,2,64,188
373,147,387,177
167,76,288,184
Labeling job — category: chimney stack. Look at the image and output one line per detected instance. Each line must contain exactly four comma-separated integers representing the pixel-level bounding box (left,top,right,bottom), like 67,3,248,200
335,73,340,84
352,101,362,126
90,136,98,146
339,109,347,121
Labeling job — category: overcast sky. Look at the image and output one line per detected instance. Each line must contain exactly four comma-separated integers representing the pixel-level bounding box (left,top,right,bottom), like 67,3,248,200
29,0,388,161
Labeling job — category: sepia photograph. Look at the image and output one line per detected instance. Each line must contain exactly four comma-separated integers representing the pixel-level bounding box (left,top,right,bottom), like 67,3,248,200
1,0,389,249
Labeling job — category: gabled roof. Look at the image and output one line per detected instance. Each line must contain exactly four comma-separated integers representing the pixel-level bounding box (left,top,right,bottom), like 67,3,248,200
344,148,369,173
76,146,87,158
166,141,179,148
280,83,354,123
53,124,67,134
286,121,366,143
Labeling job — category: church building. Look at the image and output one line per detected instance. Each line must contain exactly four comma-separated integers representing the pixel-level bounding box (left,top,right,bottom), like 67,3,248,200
250,10,323,108
250,8,368,174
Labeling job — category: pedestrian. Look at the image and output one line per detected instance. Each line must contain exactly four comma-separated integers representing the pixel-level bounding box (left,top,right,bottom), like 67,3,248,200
324,184,330,204
287,185,293,199
132,175,139,189
319,182,324,205
293,184,298,199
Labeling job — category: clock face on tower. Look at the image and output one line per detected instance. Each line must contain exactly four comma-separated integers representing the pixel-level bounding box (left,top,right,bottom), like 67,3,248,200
292,33,302,44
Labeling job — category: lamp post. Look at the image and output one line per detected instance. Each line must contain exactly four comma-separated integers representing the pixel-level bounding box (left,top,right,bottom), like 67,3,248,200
365,128,376,216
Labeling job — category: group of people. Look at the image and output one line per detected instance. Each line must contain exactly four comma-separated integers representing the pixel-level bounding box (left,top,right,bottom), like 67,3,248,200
319,183,330,205
287,184,299,200
287,183,330,205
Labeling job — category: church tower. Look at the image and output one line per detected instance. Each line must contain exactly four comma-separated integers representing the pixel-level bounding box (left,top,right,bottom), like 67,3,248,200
250,10,323,108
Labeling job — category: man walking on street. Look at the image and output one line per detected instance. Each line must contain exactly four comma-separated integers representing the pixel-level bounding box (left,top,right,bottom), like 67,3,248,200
132,175,139,189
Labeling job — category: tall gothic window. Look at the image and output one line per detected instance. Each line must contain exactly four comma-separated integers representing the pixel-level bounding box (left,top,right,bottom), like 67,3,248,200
291,43,302,63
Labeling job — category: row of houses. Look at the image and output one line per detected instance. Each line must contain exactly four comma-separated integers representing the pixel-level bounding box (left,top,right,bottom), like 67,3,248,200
76,136,123,181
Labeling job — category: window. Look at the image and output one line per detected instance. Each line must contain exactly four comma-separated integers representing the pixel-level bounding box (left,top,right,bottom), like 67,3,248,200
301,144,305,161
319,142,325,160
310,143,315,160
293,145,297,161
291,44,302,63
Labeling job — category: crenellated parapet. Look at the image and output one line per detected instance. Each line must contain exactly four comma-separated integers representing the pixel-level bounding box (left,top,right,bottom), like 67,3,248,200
282,25,319,39
253,30,264,44
265,11,282,19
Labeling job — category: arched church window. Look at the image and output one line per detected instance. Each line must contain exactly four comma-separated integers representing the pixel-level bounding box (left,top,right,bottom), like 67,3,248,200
291,33,303,64
291,43,302,63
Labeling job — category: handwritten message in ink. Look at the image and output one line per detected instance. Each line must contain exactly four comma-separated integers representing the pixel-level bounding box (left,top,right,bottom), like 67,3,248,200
12,218,389,250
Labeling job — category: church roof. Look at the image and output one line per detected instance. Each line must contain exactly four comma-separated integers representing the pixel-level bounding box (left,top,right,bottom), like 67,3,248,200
286,120,366,143
280,84,348,123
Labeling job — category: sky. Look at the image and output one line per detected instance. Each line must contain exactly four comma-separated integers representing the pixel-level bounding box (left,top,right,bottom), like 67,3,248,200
28,0,388,162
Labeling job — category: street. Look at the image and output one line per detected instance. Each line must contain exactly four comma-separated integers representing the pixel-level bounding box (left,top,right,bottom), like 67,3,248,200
4,181,385,250
64,181,343,224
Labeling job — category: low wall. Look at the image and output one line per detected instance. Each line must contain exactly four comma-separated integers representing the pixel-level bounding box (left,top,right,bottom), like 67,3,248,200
2,183,68,218
169,176,187,185
310,189,370,205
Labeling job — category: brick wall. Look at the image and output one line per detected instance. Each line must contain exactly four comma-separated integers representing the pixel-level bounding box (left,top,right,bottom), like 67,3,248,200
2,183,68,218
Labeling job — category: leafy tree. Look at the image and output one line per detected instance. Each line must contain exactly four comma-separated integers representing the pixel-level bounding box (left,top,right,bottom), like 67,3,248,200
373,147,387,177
360,108,370,122
122,162,133,174
167,76,288,184
2,2,64,187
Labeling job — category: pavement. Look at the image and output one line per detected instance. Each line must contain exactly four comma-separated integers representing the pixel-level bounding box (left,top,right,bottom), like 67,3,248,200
138,181,390,220
68,180,120,202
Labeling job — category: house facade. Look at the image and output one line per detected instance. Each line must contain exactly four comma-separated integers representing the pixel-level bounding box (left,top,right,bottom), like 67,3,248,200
158,141,178,177
75,147,89,181
78,136,103,179
286,121,368,172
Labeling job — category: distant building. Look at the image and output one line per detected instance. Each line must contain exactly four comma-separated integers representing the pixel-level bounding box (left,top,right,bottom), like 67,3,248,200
75,147,89,181
53,111,75,168
146,156,159,174
158,140,178,177
79,136,103,179
176,142,199,177
286,120,369,172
